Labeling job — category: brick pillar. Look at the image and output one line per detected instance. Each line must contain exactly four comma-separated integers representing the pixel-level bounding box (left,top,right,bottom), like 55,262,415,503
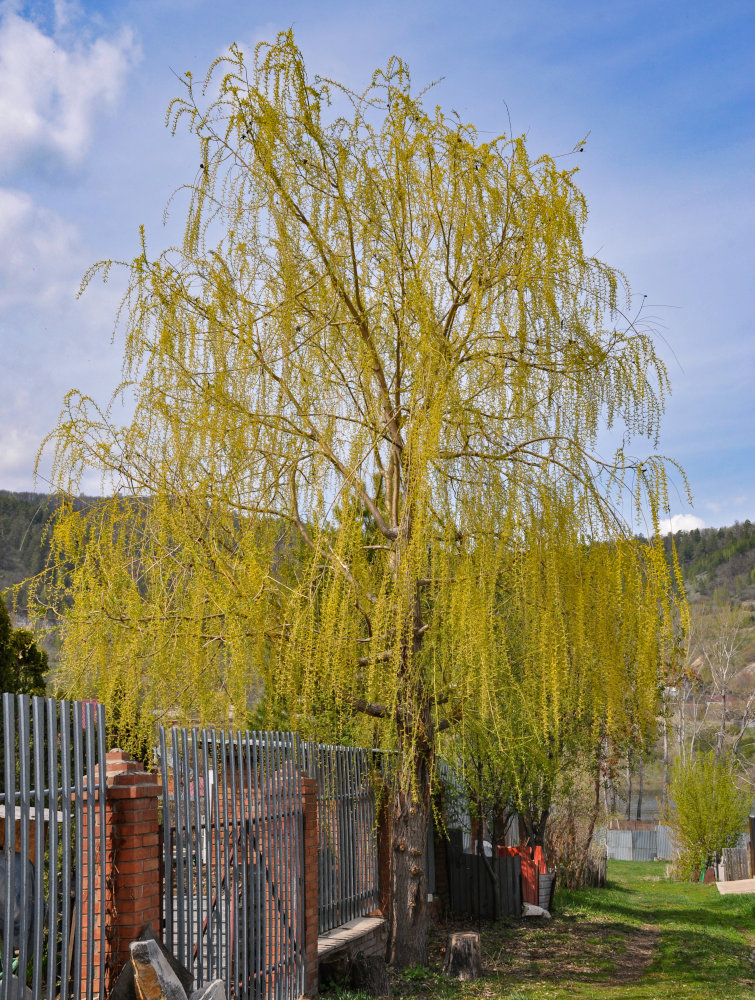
80,749,162,996
301,775,319,997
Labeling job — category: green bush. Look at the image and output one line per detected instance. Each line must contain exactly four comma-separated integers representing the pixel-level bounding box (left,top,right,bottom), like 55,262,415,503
665,750,750,879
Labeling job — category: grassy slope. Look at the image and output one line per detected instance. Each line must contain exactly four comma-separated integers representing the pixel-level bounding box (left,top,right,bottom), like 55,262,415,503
322,861,755,1000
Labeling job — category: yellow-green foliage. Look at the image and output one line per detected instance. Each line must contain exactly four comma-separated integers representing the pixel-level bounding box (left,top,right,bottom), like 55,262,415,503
32,33,685,763
665,751,750,879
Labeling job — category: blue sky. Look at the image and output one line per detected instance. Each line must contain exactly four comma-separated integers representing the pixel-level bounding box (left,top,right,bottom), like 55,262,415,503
1,0,753,530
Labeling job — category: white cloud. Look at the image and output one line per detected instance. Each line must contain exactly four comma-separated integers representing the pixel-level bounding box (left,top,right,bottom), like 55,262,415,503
0,5,140,175
0,425,43,490
0,187,84,308
658,513,706,535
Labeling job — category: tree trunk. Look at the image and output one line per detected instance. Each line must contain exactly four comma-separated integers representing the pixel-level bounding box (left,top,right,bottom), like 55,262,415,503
715,692,727,763
520,807,550,849
480,849,502,920
635,758,644,821
575,760,601,885
388,744,431,967
662,717,669,813
624,755,632,821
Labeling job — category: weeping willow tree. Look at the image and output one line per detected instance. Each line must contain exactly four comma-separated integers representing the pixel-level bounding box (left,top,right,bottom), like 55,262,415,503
31,33,686,964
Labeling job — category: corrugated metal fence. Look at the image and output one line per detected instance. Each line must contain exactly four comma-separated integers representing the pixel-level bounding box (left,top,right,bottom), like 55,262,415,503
160,728,305,1000
301,743,378,934
601,825,675,861
0,694,106,1000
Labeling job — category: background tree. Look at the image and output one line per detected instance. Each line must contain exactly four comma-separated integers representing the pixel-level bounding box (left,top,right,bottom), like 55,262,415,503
664,751,750,880
33,34,684,965
0,596,47,696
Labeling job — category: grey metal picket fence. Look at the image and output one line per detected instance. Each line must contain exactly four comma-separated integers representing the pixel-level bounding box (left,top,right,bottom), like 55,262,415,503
159,728,305,1000
301,743,379,934
0,694,106,1000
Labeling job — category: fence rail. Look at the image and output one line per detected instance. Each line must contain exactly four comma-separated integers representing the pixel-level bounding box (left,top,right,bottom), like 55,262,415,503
301,743,379,934
0,694,106,1000
160,728,305,1000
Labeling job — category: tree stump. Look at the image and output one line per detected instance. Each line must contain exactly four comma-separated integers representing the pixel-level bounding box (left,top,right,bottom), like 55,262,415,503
442,932,482,981
350,952,392,997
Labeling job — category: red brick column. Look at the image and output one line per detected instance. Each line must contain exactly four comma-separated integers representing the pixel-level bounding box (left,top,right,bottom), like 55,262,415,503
80,749,162,996
301,775,319,997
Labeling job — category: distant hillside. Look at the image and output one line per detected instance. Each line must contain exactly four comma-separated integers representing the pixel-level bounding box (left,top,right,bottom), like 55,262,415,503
662,520,755,603
0,491,57,596
2,488,754,608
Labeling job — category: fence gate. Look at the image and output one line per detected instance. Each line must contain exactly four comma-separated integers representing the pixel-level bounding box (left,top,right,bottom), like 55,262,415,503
301,744,378,934
160,728,305,1000
0,694,106,1000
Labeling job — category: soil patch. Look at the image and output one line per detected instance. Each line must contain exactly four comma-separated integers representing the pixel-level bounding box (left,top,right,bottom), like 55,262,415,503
427,914,658,988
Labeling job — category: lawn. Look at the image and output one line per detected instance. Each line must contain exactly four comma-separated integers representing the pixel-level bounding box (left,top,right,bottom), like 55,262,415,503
321,861,755,1000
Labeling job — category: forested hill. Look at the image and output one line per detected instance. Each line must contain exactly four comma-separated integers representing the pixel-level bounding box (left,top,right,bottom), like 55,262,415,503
2,489,754,606
0,491,58,595
662,520,755,602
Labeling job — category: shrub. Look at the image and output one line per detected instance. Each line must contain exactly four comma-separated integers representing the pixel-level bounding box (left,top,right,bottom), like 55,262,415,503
665,750,750,879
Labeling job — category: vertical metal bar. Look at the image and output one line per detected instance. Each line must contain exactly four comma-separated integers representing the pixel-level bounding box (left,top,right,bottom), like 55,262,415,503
190,730,204,985
172,728,186,967
200,731,213,980
278,733,287,999
278,732,287,1000
60,701,73,1000
252,732,262,1000
72,702,84,1000
46,699,60,1000
293,734,305,997
246,734,260,1000
320,746,328,932
210,731,223,983
236,731,251,998
353,750,361,911
2,693,16,1000
96,702,107,1000
336,746,345,926
264,734,275,995
17,695,31,982
218,731,231,1000
347,748,356,921
318,746,326,932
180,727,195,975
31,697,46,1000
159,727,173,949
286,734,296,996
280,733,291,998
83,702,96,1000
272,733,282,1000
330,745,337,930
227,731,239,997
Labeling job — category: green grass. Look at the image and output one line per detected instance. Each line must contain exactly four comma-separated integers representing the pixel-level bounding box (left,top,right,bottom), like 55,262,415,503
320,861,755,999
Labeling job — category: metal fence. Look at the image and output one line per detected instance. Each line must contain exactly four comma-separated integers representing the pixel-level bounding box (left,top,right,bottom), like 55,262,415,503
301,743,379,934
160,728,305,1000
0,694,106,1000
602,825,676,862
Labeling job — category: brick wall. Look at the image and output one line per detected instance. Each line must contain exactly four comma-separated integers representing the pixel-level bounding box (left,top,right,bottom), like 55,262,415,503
79,749,162,996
